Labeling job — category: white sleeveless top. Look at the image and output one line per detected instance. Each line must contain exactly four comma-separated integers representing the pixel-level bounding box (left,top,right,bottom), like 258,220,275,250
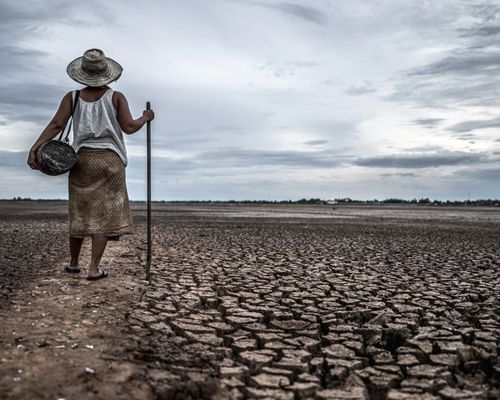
71,89,128,166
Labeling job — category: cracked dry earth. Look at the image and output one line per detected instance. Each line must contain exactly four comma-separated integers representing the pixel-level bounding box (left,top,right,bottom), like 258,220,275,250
129,207,500,400
1,204,500,400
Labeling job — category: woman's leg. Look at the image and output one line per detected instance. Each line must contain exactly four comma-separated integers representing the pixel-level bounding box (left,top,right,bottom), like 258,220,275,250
69,236,84,268
88,235,108,276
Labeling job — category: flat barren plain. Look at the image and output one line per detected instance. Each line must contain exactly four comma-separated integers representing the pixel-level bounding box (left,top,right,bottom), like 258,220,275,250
0,202,499,400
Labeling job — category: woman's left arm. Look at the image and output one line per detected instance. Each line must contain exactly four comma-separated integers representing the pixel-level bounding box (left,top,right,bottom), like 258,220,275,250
27,92,73,170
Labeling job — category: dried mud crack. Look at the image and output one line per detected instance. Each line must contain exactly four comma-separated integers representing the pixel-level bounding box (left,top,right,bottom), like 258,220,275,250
129,211,500,400
1,204,499,400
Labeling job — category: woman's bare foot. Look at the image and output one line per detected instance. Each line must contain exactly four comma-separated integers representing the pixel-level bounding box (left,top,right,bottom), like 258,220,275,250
64,265,81,273
87,268,108,281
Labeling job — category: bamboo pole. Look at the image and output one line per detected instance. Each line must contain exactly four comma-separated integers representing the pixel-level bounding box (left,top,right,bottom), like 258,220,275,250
145,101,152,281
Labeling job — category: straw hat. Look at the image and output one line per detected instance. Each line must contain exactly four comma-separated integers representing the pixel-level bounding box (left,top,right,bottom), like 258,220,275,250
67,48,122,87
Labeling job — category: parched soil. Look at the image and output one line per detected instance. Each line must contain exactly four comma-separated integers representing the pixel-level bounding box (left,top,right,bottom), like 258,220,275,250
0,212,153,399
0,203,499,400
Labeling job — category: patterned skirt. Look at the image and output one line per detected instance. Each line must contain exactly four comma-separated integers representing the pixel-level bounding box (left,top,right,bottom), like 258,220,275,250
68,148,134,239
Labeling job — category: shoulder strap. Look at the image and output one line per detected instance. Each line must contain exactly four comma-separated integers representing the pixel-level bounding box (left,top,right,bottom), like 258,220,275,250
58,90,81,142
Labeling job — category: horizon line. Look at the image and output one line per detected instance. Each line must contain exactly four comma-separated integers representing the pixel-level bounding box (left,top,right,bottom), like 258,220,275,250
2,198,499,204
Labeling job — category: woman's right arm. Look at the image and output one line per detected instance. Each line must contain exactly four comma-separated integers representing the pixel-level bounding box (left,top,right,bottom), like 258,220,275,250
114,91,154,134
27,92,73,170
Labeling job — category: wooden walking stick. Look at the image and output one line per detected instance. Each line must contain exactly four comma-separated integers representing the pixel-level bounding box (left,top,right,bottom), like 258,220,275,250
145,101,152,281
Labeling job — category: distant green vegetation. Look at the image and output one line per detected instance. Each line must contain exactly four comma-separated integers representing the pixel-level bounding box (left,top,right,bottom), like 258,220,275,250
328,198,500,206
3,197,499,206
1,197,67,202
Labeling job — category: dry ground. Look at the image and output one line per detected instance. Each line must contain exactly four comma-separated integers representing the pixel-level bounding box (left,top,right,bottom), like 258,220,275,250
0,202,499,400
0,209,153,399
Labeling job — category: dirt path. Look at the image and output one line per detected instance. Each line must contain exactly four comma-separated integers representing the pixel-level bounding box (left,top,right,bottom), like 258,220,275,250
0,235,154,400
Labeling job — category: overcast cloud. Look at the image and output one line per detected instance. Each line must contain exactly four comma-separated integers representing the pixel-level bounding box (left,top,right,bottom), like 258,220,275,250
1,0,499,201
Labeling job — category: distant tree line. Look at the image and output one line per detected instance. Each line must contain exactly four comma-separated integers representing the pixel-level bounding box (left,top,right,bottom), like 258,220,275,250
136,198,500,206
328,198,500,206
4,197,66,202
4,197,500,206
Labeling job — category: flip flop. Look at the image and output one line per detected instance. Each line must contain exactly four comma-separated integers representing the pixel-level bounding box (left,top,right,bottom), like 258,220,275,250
87,268,108,281
64,265,81,273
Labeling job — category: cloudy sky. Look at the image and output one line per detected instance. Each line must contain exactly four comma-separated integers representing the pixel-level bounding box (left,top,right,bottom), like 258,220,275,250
1,0,500,200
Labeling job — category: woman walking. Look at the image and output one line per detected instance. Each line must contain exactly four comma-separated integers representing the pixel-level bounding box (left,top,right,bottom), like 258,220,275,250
27,48,154,281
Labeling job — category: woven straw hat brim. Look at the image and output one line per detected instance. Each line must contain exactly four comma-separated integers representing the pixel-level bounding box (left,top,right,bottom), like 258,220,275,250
66,56,123,87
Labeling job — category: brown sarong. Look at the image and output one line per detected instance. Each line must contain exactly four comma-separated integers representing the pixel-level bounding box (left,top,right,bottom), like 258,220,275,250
69,148,134,238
